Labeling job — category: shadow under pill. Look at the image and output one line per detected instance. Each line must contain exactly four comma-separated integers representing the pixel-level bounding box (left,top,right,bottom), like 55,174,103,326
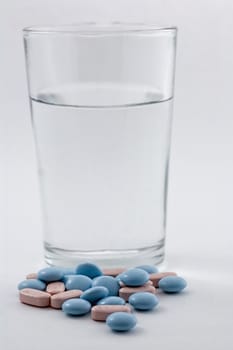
65,313,91,319
159,290,190,298
107,326,144,337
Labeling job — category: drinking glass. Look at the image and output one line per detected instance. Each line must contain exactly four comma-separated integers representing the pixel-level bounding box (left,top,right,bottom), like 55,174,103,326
23,23,177,267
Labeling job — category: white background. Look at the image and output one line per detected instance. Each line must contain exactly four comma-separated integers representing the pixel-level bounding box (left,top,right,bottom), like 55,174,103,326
1,1,233,349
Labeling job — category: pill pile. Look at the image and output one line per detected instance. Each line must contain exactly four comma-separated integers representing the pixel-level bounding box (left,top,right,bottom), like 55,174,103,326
18,263,187,332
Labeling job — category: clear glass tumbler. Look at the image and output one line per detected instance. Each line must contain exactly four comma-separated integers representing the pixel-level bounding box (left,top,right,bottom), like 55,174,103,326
23,23,177,268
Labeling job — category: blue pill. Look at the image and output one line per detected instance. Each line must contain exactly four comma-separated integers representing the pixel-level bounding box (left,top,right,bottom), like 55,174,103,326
120,268,149,287
75,262,102,279
65,275,92,291
158,276,187,293
62,274,79,283
128,292,159,311
62,298,91,316
17,279,46,291
61,267,76,275
106,312,137,332
92,276,120,296
97,296,126,305
136,265,159,274
37,267,64,282
80,286,109,304
115,273,124,282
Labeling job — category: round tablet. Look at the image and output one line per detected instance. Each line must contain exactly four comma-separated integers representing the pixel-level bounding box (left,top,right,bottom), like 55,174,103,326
75,263,102,279
92,276,120,296
158,276,187,293
80,286,109,304
37,267,64,282
128,292,159,310
97,296,126,305
18,279,46,291
61,267,76,275
120,268,149,287
62,298,91,316
106,312,137,332
136,265,159,274
65,275,92,291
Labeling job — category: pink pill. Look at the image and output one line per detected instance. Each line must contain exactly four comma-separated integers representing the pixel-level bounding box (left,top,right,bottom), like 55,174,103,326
50,290,82,309
150,272,177,288
102,267,126,277
119,285,157,301
46,282,65,295
19,288,50,307
91,304,131,321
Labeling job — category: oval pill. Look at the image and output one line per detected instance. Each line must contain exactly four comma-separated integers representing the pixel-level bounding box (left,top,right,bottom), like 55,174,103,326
119,280,153,287
62,298,91,316
115,273,124,282
18,279,46,291
119,284,156,301
50,290,82,309
91,305,131,321
150,272,177,288
97,296,126,306
19,288,50,307
102,267,126,277
80,286,109,304
158,276,187,293
75,263,102,279
61,268,76,282
136,265,159,274
37,267,64,282
128,292,159,310
65,275,92,291
120,268,149,287
46,281,65,295
92,276,120,296
106,312,137,332
61,267,76,275
62,274,77,283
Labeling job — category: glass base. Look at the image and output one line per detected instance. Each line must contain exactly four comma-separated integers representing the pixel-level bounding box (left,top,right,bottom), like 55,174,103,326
44,239,165,268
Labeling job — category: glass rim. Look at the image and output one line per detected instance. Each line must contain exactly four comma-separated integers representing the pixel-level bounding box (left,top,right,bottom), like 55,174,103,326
23,22,177,35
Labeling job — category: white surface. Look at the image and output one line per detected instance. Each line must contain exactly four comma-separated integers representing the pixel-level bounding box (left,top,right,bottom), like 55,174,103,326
2,0,233,349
